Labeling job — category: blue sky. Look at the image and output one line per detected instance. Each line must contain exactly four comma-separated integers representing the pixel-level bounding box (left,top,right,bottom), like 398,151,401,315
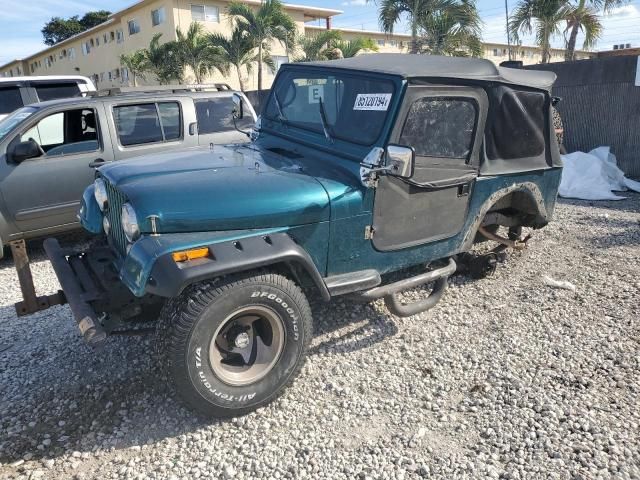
1,0,639,66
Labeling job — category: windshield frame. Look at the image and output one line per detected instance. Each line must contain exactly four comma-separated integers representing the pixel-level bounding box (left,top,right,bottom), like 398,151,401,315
262,65,398,148
0,106,38,143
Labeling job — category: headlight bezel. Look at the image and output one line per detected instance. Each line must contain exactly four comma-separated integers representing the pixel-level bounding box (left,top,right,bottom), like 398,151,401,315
94,178,108,212
121,203,140,243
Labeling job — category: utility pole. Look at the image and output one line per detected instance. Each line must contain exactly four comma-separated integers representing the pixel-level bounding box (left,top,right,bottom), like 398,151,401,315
505,0,512,61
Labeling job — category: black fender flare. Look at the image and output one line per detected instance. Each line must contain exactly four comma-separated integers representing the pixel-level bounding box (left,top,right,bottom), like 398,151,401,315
146,232,330,301
460,182,550,251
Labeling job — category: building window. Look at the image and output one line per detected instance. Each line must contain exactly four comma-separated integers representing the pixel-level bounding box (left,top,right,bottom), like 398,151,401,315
69,47,76,59
191,4,219,22
103,33,108,43
377,39,385,46
152,7,166,26
388,40,397,47
90,38,95,47
82,42,90,55
116,29,124,43
110,31,116,41
128,19,141,35
271,55,288,72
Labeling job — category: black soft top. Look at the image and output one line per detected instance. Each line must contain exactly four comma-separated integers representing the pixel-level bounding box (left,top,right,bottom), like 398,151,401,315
304,54,556,91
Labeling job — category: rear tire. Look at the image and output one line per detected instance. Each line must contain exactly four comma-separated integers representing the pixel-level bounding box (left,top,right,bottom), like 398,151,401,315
156,272,312,417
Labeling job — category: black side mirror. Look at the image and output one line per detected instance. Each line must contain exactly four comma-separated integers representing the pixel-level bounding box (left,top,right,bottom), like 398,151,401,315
232,93,244,119
9,139,44,164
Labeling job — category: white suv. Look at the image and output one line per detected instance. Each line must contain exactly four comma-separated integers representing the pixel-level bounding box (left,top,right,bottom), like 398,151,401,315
0,76,96,121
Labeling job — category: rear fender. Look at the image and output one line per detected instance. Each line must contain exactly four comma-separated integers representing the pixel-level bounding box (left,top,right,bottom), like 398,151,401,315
461,182,549,251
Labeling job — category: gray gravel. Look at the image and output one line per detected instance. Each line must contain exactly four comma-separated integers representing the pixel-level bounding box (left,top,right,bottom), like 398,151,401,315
1,194,639,480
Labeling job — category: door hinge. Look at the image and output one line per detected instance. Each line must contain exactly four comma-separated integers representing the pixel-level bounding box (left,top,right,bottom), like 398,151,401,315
364,225,375,240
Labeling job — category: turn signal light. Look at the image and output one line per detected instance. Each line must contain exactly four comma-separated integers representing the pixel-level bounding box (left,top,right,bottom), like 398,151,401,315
172,247,210,262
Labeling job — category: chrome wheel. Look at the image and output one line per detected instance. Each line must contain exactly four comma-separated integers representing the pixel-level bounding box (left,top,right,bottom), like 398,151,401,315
209,306,285,386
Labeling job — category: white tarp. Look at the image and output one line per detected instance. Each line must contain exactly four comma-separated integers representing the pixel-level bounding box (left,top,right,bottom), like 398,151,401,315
559,147,640,200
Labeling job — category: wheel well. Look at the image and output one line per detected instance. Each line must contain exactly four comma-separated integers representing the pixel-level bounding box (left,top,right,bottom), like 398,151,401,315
482,190,547,229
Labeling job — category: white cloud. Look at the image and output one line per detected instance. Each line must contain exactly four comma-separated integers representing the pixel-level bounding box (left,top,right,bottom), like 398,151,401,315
341,0,367,6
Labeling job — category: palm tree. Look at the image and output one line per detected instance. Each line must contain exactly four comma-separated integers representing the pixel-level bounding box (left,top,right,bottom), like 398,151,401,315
377,0,454,54
175,22,227,83
119,50,150,86
209,28,271,91
294,30,343,61
228,0,297,92
564,0,626,60
335,37,379,58
146,33,183,84
415,2,483,56
509,0,568,63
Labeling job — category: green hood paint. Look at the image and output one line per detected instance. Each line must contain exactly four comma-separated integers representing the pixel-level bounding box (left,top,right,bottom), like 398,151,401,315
99,145,344,233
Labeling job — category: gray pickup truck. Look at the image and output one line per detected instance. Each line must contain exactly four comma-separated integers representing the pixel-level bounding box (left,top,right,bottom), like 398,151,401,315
0,85,256,258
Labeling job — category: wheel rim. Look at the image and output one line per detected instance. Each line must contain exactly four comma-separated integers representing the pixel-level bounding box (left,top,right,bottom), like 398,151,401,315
209,306,285,386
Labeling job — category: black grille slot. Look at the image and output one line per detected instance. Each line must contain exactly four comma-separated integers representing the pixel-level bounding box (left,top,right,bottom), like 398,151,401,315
104,180,128,256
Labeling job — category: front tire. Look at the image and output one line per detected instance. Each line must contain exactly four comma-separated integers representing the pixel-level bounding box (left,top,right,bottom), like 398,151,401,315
157,272,312,417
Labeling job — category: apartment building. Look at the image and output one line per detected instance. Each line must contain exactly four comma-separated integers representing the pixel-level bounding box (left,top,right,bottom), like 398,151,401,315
0,0,596,90
0,0,340,91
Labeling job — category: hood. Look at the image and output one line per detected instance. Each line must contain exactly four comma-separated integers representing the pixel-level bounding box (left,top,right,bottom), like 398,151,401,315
99,145,333,233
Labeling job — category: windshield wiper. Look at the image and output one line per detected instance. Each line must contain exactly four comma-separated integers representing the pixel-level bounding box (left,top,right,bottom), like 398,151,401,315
318,97,334,144
273,91,287,124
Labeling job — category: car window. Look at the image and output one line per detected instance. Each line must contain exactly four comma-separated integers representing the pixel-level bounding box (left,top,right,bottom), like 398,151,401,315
486,87,546,160
399,98,477,159
114,102,182,146
35,83,81,102
265,69,394,146
0,107,37,142
0,87,24,115
195,97,253,134
19,108,99,157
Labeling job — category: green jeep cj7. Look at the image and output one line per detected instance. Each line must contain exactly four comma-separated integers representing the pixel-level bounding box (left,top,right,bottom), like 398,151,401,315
25,54,562,417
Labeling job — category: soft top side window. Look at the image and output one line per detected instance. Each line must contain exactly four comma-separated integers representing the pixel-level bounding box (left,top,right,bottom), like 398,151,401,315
485,87,546,160
114,101,182,147
399,97,477,160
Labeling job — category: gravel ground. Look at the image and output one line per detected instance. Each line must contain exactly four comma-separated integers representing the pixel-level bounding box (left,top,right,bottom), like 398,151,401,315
1,194,639,480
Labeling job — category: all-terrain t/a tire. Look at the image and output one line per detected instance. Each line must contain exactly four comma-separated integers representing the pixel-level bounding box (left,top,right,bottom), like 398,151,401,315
157,272,312,417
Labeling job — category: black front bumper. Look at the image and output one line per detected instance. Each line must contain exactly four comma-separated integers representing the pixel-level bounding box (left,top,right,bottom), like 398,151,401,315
43,238,111,345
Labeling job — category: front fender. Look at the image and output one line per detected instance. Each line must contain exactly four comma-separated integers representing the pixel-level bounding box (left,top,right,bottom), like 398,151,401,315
120,225,330,299
80,185,103,234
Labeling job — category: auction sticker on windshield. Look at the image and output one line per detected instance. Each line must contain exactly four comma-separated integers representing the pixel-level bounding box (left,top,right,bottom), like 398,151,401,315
353,93,392,111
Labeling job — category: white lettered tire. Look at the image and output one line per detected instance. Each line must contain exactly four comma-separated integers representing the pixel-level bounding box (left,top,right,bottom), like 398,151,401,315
157,272,312,417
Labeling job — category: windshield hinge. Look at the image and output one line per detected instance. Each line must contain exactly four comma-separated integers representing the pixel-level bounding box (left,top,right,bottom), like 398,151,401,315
364,225,375,240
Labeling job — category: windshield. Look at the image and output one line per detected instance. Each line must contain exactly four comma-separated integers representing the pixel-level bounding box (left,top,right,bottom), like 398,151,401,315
264,69,395,145
0,107,37,142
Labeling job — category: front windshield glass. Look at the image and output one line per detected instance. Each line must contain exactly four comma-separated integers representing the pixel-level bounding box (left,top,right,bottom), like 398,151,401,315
264,69,394,145
0,107,37,142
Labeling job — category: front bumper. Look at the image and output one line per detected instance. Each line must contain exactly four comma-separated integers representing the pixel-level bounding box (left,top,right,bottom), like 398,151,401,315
43,238,113,345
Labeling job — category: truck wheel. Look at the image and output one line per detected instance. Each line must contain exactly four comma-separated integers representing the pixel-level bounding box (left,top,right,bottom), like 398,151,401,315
157,272,312,417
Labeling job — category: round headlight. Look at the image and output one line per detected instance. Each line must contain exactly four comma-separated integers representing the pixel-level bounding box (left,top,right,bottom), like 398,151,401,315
103,216,111,235
121,203,140,242
94,178,108,212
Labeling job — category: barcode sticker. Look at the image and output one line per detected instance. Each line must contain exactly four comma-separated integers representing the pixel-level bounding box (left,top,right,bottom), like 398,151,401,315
353,93,392,111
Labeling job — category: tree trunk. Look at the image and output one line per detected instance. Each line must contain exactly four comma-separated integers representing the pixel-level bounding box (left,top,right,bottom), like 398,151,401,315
541,24,550,63
132,72,137,87
565,21,579,61
237,65,246,91
258,41,263,92
410,21,419,54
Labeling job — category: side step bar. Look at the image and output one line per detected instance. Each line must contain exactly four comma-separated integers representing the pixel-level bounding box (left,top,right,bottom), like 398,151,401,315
354,258,456,317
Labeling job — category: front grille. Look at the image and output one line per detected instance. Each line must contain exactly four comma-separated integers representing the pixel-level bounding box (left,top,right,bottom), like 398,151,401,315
104,179,128,256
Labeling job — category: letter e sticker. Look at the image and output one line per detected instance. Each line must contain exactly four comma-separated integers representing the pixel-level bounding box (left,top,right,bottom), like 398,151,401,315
353,93,392,111
309,85,323,104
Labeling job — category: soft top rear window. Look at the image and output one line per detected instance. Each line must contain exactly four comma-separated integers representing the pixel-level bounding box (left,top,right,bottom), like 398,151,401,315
264,68,394,145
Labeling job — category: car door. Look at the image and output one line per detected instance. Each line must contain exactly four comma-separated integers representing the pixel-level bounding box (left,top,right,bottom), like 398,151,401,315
372,85,488,251
1,103,112,234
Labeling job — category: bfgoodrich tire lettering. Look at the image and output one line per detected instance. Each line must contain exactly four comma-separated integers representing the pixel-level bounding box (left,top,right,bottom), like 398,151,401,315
157,272,312,417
